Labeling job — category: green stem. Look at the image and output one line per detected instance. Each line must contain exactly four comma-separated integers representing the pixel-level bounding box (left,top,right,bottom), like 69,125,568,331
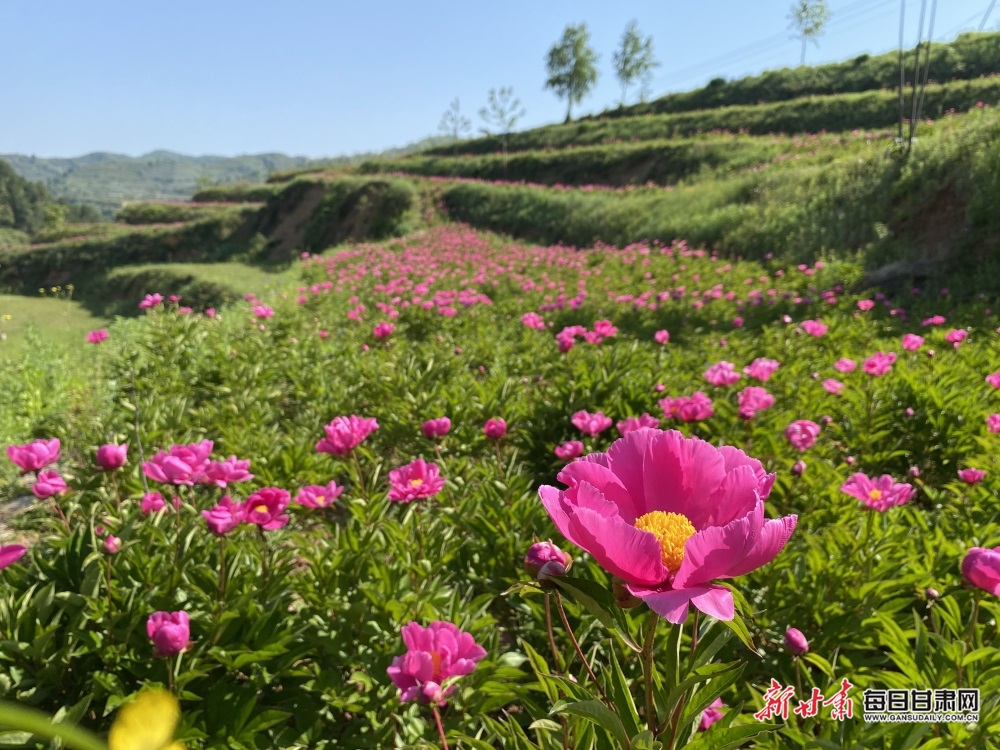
352,451,368,501
431,705,449,750
554,593,612,707
544,593,565,672
642,614,658,734
860,510,877,581
0,702,106,750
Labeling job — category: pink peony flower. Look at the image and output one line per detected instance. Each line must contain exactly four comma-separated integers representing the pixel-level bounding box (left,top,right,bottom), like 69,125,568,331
147,611,190,657
901,334,924,351
386,621,487,704
987,414,1000,434
373,321,395,339
743,358,779,382
201,496,246,535
421,417,451,439
863,351,897,376
244,488,290,530
962,547,1000,595
945,329,968,347
0,544,28,570
203,456,254,488
958,468,986,484
785,421,821,452
738,387,775,420
822,379,845,395
922,315,946,326
660,392,715,423
521,312,546,330
295,481,345,509
96,443,128,471
483,418,507,440
857,300,874,311
7,438,60,474
103,535,121,554
698,698,724,731
987,372,1000,389
801,320,828,337
86,329,109,344
571,410,613,437
592,319,618,338
539,429,793,623
841,473,914,511
555,441,584,461
616,414,661,436
703,361,741,387
785,627,809,655
252,304,274,319
388,459,446,502
138,293,163,310
834,358,857,373
524,540,572,579
316,416,379,456
0,545,27,570
32,470,66,499
141,491,168,515
654,329,670,345
143,440,214,486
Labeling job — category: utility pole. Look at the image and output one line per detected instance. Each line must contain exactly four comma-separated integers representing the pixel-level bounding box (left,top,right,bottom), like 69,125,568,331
980,0,998,30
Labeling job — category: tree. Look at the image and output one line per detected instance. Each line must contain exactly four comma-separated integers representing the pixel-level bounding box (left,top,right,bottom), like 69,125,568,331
612,21,658,106
478,87,526,170
438,99,471,143
544,23,599,123
788,0,830,66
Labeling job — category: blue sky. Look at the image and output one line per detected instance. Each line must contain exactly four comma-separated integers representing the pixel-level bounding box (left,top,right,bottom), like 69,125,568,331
0,0,995,158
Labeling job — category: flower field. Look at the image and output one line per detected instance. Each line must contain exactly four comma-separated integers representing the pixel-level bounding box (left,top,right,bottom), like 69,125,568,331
1,224,999,749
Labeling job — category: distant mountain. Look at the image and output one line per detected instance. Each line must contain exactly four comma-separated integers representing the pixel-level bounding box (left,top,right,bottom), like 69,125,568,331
2,137,455,219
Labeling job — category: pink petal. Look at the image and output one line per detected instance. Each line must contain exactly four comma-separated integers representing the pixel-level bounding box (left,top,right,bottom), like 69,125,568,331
703,465,761,529
690,585,735,620
639,430,726,529
724,514,798,578
672,501,764,589
556,459,641,522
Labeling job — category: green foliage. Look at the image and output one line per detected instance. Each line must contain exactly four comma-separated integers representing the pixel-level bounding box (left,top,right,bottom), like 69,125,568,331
428,77,1000,156
0,161,54,235
545,23,600,122
610,30,1000,118
788,0,830,65
116,202,261,226
612,21,658,105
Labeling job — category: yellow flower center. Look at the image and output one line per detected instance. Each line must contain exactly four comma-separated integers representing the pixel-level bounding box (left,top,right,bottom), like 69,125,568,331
410,478,424,487
634,511,697,573
315,495,326,506
868,489,882,501
254,504,268,515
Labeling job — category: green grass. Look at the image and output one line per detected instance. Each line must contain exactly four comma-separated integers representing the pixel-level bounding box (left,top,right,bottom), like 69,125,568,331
0,293,108,350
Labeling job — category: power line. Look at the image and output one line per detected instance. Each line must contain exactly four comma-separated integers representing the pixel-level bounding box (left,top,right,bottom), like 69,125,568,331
980,0,998,30
662,0,898,87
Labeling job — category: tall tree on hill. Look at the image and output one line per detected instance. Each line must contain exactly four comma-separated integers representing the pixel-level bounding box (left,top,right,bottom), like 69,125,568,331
788,0,830,66
545,23,599,123
438,99,472,154
613,20,659,106
478,87,526,172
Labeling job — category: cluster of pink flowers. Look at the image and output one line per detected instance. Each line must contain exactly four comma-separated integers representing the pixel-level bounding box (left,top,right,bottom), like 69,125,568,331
571,410,612,436
143,440,253,488
659,392,715,422
863,352,896,377
744,358,780,381
801,320,828,337
738,387,775,420
703,361,741,386
316,416,379,456
617,413,661,435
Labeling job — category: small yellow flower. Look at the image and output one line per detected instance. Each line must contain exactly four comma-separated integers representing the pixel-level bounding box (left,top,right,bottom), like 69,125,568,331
108,689,185,750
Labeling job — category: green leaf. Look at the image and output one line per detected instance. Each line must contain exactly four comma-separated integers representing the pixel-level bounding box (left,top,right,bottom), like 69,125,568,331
608,644,641,738
682,722,780,750
548,577,641,652
551,699,630,749
629,729,662,750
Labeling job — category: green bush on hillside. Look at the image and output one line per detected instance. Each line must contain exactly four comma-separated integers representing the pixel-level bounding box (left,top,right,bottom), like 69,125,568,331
427,78,1000,156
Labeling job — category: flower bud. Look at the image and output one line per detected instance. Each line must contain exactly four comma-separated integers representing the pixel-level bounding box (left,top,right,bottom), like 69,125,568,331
784,627,809,656
96,443,128,471
524,540,572,580
791,460,806,477
103,535,121,554
924,587,940,601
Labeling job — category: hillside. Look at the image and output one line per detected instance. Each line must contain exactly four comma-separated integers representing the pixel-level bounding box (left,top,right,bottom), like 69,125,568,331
1,137,455,219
